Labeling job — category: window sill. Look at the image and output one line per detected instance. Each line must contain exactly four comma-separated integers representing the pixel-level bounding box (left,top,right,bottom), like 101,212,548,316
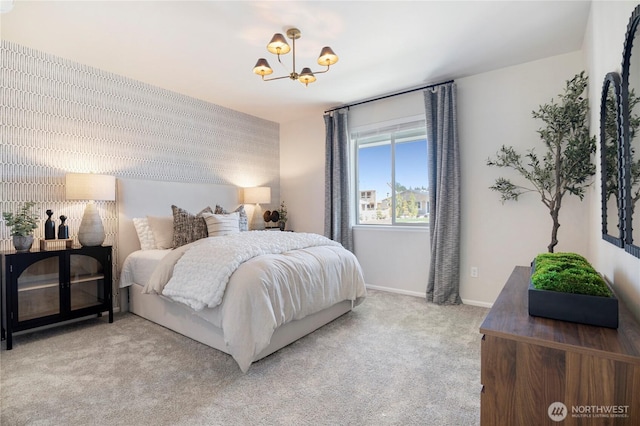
352,225,429,233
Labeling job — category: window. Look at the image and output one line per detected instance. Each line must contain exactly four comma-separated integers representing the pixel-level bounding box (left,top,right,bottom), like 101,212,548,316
353,118,429,226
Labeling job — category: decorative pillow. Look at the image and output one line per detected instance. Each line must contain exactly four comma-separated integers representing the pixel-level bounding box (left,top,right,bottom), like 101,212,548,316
132,217,157,250
171,205,213,248
147,216,174,250
214,204,248,232
202,212,240,237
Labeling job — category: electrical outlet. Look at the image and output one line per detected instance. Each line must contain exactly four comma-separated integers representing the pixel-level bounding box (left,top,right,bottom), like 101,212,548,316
471,267,479,278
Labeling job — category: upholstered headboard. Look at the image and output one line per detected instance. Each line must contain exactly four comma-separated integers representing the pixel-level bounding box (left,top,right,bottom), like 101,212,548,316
116,178,240,272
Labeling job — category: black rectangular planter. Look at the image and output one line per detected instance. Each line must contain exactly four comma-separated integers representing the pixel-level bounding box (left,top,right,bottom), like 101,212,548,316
528,266,619,329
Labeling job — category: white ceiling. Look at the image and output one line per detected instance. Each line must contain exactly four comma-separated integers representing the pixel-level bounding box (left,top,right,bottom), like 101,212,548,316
1,1,592,124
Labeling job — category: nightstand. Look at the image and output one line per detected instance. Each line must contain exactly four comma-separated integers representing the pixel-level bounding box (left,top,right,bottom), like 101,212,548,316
1,245,113,350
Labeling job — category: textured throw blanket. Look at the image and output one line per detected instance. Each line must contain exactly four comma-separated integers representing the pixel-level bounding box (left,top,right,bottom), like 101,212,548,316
160,231,341,311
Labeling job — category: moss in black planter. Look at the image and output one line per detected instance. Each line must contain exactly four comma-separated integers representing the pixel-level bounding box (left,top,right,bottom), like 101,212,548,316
531,252,612,298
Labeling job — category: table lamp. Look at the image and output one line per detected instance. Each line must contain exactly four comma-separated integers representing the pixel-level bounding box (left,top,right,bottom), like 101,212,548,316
65,173,116,246
244,186,271,230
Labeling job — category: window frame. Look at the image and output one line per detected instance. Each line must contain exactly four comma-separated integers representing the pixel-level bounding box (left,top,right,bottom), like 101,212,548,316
352,115,429,227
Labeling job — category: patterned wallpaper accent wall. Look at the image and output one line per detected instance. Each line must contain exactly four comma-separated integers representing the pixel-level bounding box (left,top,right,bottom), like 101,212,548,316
1,41,280,307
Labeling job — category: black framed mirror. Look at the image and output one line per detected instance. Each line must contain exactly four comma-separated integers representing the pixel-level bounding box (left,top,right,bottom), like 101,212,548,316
601,72,624,247
622,4,640,258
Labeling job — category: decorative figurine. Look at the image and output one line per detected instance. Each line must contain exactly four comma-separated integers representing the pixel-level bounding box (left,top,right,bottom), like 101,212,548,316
44,209,55,240
58,215,69,239
278,201,288,231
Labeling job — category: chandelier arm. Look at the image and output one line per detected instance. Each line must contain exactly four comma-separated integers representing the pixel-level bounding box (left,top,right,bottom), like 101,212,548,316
309,65,331,75
261,74,294,82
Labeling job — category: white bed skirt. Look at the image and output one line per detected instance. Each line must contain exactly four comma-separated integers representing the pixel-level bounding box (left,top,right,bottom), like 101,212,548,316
128,283,354,362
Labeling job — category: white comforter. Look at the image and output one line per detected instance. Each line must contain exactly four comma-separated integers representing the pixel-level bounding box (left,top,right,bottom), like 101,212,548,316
159,231,343,310
143,232,367,372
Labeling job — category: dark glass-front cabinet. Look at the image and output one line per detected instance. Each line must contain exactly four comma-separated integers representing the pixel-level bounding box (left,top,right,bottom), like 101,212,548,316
1,245,113,350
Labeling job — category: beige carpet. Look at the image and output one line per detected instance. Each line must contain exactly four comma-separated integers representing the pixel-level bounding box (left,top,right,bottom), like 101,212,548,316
0,290,488,426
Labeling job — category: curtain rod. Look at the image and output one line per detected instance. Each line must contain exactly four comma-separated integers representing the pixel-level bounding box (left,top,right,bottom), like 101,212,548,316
324,79,454,114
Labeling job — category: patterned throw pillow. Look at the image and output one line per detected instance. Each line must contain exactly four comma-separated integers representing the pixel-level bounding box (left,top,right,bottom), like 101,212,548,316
214,204,248,232
132,217,157,250
202,212,240,237
171,205,213,248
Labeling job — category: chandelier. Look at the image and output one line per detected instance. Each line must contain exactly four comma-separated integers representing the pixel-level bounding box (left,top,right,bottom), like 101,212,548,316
253,28,339,86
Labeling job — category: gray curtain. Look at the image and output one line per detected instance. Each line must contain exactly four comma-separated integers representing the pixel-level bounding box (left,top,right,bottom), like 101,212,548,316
324,110,353,251
424,82,461,304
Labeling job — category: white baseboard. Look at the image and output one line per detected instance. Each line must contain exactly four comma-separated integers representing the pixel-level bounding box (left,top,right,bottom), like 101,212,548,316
365,284,425,298
366,284,493,308
460,299,493,308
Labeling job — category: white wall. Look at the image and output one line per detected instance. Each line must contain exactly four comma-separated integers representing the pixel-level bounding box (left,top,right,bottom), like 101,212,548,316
280,117,326,235
353,226,430,297
458,51,587,305
281,50,591,306
585,1,640,320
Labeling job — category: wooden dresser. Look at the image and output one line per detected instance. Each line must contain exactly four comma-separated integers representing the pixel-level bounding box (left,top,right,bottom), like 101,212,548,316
480,266,640,425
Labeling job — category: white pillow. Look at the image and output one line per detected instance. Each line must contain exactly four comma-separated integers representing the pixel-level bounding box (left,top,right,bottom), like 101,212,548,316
202,212,240,237
132,217,157,250
147,215,174,249
214,204,248,232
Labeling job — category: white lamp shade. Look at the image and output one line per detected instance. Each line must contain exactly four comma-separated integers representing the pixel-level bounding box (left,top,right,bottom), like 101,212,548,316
244,187,271,204
66,173,116,201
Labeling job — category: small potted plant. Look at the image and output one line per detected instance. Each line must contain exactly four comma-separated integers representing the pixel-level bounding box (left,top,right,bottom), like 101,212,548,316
278,201,288,231
528,252,618,328
2,201,39,251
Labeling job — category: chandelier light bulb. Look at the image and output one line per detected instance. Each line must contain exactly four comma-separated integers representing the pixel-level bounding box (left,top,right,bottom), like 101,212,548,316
299,68,316,86
267,33,291,55
253,58,273,76
317,47,339,67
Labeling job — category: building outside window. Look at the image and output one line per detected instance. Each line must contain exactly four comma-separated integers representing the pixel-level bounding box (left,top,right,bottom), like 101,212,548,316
353,118,429,226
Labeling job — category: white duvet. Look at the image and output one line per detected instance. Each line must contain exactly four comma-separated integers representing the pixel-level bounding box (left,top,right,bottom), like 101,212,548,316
159,231,343,310
142,231,367,372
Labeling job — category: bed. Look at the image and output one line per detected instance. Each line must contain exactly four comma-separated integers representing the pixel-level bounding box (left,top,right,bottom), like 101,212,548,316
116,178,366,372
